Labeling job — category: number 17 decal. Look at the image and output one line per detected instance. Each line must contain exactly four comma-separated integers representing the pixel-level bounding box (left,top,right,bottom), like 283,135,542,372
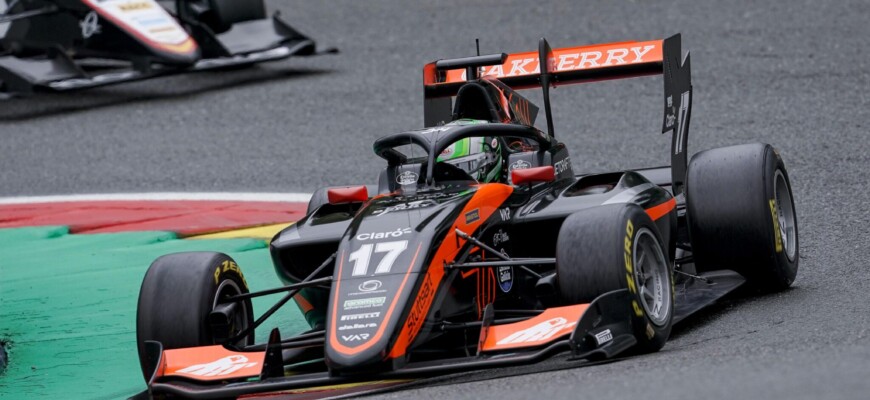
348,240,408,277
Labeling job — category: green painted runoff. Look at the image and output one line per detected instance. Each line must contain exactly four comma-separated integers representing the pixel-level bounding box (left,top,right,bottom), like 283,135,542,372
0,226,309,399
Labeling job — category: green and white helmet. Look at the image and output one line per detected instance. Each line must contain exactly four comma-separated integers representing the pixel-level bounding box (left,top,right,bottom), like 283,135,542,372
437,136,503,183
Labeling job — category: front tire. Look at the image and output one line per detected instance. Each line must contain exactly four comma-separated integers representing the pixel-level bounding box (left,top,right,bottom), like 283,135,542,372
556,203,674,353
135,252,254,381
686,143,799,291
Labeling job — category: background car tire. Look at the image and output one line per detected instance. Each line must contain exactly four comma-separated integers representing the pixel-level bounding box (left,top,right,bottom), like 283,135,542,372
556,203,674,353
135,252,254,381
686,143,799,292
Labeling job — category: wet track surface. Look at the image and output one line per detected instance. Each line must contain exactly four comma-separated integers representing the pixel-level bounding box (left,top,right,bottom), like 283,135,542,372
2,1,869,399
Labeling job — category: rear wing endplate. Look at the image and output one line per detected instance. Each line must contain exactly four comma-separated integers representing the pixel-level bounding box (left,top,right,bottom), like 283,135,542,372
423,34,692,194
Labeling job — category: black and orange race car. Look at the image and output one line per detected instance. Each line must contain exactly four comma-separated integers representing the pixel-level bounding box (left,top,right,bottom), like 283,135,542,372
133,34,799,398
0,0,331,96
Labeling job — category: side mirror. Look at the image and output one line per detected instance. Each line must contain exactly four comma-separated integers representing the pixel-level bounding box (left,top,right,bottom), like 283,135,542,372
327,186,369,204
511,166,555,186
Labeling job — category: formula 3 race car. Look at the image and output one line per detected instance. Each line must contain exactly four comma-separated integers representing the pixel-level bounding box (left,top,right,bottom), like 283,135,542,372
133,34,799,399
0,0,332,96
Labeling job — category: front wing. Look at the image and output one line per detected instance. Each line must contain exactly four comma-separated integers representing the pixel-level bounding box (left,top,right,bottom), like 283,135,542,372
136,290,634,399
0,15,331,96
137,270,742,399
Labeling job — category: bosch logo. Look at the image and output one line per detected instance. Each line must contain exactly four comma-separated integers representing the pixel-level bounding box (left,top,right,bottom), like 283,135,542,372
358,280,382,292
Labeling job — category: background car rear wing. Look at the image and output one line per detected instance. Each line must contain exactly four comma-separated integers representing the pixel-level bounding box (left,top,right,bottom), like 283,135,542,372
423,34,692,195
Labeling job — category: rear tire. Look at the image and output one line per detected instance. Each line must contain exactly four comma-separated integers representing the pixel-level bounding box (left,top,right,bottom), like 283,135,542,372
686,143,799,292
556,203,674,353
136,252,254,381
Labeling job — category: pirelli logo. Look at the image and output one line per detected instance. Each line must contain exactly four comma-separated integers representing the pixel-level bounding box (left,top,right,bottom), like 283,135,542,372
769,199,783,253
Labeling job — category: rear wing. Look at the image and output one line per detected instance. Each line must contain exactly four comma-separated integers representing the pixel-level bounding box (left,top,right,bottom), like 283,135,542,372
423,34,692,194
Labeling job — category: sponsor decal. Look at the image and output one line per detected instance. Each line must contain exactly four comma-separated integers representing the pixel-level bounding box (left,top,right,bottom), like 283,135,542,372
358,280,382,292
496,317,577,345
396,171,419,186
769,199,783,253
491,138,499,149
372,200,436,217
213,260,246,288
417,126,452,135
492,229,510,246
509,159,531,171
441,146,454,157
80,11,101,39
674,91,690,155
49,71,142,90
83,0,191,49
465,209,480,224
341,333,370,342
554,158,572,175
343,297,386,310
194,47,291,69
177,355,257,377
406,274,435,336
132,16,170,26
340,312,380,321
624,220,644,317
119,1,154,11
338,323,377,331
498,208,511,221
498,265,513,293
454,44,658,81
356,228,412,241
594,329,613,345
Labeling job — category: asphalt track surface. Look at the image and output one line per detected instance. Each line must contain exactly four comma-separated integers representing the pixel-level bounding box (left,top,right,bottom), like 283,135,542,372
1,1,869,399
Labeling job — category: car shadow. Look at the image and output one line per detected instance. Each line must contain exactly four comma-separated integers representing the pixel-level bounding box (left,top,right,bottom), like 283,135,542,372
0,66,331,122
669,285,800,340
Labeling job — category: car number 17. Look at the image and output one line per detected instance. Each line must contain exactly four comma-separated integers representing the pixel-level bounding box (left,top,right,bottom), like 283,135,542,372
348,240,408,277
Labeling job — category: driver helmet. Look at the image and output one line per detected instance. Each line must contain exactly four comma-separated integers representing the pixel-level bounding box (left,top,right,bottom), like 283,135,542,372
437,136,503,182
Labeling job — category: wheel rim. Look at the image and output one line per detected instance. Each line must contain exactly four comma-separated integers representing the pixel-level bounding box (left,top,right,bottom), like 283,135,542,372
633,228,671,326
774,170,797,262
212,280,251,344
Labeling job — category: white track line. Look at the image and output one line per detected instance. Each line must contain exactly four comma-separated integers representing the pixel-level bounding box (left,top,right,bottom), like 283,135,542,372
0,192,313,205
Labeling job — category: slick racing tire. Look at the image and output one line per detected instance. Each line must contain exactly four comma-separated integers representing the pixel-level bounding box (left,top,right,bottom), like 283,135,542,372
686,143,799,292
136,252,254,381
556,203,674,353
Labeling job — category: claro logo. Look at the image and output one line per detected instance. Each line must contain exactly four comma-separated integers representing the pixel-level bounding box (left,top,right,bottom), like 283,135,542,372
358,280,382,292
356,228,412,240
